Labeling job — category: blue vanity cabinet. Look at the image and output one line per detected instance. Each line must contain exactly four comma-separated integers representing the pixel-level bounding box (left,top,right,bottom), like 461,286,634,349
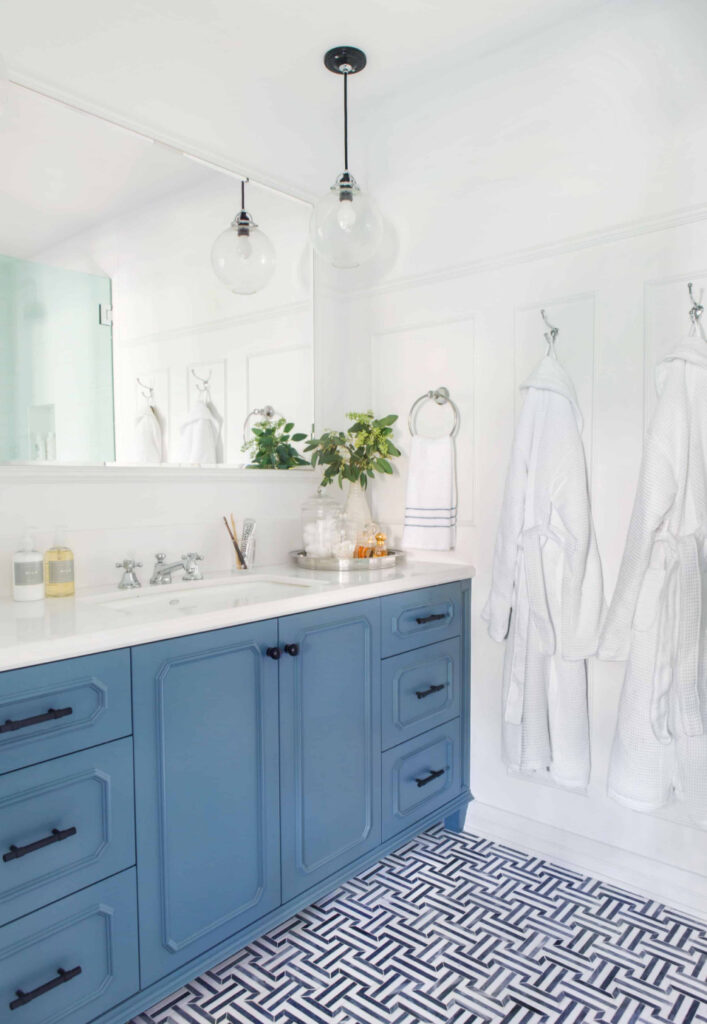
131,621,282,988
0,579,471,1024
278,600,382,901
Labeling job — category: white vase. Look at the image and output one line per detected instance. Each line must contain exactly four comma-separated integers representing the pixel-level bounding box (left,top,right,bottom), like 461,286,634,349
344,480,372,534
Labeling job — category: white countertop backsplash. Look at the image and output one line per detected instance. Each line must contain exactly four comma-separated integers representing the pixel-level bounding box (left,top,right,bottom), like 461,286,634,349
0,561,475,672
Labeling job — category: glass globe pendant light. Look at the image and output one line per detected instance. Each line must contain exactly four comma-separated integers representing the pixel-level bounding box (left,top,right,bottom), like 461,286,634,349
310,46,383,269
211,178,276,294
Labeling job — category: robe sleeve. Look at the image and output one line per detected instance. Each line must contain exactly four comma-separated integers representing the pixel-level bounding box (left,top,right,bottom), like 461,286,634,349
482,393,534,641
549,419,605,659
598,433,676,661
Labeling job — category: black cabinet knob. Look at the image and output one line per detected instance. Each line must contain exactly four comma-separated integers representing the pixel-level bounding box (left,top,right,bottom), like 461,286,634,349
265,647,281,660
284,643,299,657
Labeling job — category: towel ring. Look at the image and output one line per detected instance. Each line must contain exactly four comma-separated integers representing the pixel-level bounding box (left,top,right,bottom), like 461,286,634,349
408,387,460,437
243,405,278,444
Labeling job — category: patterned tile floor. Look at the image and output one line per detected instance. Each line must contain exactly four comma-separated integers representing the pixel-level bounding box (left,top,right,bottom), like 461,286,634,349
131,826,707,1024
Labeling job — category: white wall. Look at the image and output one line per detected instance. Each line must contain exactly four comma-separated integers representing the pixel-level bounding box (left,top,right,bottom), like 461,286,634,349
357,0,707,906
0,466,316,598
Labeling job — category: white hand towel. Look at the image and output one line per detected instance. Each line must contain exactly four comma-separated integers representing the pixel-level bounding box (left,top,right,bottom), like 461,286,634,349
402,435,457,551
135,404,162,464
180,400,219,464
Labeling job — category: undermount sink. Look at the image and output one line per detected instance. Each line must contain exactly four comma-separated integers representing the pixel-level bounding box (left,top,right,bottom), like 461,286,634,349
92,574,324,618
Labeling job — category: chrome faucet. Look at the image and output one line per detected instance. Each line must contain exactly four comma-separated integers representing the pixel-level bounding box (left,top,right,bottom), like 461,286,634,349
150,552,204,585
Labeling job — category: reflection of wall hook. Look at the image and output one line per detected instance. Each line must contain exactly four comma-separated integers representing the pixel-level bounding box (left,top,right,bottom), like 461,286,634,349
191,368,212,398
136,377,154,401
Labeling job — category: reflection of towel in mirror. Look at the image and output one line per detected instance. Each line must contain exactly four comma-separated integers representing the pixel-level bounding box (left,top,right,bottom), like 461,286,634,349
180,400,220,464
402,435,457,550
135,405,162,463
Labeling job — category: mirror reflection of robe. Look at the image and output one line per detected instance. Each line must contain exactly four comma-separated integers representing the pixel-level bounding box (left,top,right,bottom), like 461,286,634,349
180,399,220,464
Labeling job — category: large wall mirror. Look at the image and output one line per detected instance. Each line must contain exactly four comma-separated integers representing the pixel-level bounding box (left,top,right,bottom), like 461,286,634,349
0,84,314,468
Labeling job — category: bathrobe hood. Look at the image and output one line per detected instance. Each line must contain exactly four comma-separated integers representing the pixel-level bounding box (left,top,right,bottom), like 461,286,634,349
521,355,584,432
656,333,707,392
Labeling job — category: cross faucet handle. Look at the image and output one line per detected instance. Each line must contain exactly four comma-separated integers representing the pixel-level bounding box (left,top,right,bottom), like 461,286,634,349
182,552,204,581
115,559,143,590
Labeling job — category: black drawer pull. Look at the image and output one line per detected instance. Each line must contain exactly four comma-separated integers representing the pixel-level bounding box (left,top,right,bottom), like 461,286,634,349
415,683,446,700
10,966,82,1010
284,643,299,657
415,767,446,788
3,826,78,864
0,706,73,735
415,613,446,625
265,647,281,660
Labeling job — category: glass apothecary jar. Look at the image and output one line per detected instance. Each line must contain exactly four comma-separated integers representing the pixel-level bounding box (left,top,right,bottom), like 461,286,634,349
301,488,344,558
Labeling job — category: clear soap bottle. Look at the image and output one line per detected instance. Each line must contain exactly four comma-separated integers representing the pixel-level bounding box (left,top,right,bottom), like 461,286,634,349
44,528,75,598
12,531,45,602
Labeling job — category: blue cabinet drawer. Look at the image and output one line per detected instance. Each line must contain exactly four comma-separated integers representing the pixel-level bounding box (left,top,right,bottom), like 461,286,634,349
381,583,463,657
382,719,462,841
0,868,139,1024
0,738,135,926
382,637,462,750
0,650,131,775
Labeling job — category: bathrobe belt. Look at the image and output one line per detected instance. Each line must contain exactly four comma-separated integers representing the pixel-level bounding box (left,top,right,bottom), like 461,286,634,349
649,532,703,743
505,523,573,725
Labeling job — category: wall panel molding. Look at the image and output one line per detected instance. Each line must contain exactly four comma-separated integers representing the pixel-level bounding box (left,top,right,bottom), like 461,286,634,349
359,201,707,300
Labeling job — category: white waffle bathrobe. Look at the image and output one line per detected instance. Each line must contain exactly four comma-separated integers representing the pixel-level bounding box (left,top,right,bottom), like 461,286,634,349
600,336,707,824
483,356,605,788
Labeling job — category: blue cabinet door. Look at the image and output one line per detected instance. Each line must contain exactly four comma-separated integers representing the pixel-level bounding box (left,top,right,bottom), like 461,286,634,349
132,621,281,987
279,600,381,901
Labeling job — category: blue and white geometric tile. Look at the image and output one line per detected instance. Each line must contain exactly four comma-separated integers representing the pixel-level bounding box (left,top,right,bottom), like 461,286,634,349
130,826,707,1024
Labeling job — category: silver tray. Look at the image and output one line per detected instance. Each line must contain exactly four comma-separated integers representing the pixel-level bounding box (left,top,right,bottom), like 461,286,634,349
289,548,406,572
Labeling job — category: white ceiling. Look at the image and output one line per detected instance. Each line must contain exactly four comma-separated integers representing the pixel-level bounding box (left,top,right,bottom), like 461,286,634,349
1,0,610,198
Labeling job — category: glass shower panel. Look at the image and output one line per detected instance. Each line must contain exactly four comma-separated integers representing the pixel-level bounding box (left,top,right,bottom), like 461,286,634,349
0,254,115,463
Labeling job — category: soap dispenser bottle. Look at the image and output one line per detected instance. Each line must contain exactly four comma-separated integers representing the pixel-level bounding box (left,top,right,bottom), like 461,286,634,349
44,528,75,597
12,531,45,602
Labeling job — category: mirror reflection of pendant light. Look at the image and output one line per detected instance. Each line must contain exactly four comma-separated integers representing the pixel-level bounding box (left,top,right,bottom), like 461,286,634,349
211,179,276,294
310,46,383,269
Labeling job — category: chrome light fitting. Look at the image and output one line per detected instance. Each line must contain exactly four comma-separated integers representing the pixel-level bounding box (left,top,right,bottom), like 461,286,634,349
211,178,276,295
310,46,383,269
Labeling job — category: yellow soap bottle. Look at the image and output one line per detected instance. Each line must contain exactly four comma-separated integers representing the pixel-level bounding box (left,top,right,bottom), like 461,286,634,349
44,529,75,598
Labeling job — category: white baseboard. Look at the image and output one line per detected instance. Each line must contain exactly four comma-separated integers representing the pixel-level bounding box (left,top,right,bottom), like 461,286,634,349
462,802,707,923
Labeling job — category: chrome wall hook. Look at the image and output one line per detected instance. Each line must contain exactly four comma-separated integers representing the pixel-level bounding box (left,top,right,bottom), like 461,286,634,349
540,308,559,357
688,282,704,324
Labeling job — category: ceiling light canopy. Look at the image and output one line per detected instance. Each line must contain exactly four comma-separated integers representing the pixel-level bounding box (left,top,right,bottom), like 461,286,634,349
310,46,383,269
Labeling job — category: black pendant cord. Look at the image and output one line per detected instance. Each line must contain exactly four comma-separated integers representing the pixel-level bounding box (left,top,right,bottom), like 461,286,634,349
241,179,246,212
343,72,349,172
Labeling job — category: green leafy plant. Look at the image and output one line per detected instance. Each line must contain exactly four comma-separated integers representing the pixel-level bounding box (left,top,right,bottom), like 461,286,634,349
242,418,308,469
305,410,401,489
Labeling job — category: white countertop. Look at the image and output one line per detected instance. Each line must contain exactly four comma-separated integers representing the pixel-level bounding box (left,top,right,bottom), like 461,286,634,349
0,560,475,672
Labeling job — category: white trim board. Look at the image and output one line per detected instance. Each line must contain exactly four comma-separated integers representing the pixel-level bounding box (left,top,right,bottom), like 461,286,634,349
462,802,707,923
